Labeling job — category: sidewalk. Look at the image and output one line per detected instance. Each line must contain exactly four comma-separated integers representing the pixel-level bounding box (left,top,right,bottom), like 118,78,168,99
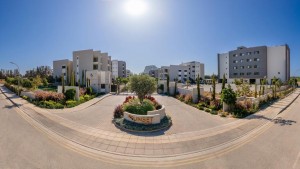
1,85,299,162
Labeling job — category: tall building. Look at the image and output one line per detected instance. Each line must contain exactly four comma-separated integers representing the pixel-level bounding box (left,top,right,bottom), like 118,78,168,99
72,49,112,92
143,65,158,74
218,45,290,84
112,60,126,79
180,61,205,81
53,59,73,83
158,61,205,83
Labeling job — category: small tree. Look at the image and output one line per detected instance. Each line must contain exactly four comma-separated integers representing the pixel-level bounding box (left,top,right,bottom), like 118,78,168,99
71,72,75,86
221,87,237,111
174,78,178,96
254,83,257,98
212,74,216,101
166,74,170,95
61,75,65,93
116,77,122,94
186,79,190,89
32,75,42,89
222,74,226,90
128,75,156,103
42,78,48,87
122,77,129,92
81,70,85,86
196,74,201,101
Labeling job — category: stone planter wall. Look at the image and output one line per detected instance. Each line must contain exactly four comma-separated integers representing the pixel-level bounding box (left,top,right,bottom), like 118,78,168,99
147,105,166,120
124,112,161,125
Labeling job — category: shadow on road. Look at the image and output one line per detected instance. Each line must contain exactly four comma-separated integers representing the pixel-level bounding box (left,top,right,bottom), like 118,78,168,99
272,117,296,126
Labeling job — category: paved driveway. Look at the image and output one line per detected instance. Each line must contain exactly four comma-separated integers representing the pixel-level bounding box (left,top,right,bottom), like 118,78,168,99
52,95,235,134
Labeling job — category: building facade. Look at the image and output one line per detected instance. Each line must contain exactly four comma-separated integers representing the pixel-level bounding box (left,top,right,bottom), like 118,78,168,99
73,49,111,87
53,59,73,84
126,69,133,77
112,60,126,79
218,45,290,84
180,61,205,81
143,65,158,74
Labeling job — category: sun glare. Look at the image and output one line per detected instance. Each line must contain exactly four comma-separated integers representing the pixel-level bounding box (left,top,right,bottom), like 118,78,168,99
124,0,148,17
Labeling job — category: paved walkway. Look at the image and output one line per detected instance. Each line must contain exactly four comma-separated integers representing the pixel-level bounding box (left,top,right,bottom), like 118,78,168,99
0,85,299,164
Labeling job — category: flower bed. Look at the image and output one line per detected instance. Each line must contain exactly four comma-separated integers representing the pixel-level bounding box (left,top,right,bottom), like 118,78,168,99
113,96,172,132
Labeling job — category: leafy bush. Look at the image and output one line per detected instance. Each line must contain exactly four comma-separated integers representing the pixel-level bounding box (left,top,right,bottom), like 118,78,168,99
35,91,65,102
123,99,155,115
211,110,218,115
198,106,204,110
176,94,185,102
114,105,124,118
38,100,64,109
86,87,93,95
221,88,237,105
65,89,76,100
22,79,33,88
205,108,211,113
184,94,193,104
4,83,23,94
123,96,136,104
66,100,78,108
209,100,222,110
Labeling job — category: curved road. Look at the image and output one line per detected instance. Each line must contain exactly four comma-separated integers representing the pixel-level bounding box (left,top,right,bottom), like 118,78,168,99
1,91,300,169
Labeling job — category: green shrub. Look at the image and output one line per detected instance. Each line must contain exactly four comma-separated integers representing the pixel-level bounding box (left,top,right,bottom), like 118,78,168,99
65,89,76,100
39,100,64,109
123,99,155,115
211,110,218,115
86,87,93,95
83,94,91,101
205,108,211,113
199,106,204,110
22,79,33,88
22,95,28,100
66,100,78,108
221,88,237,105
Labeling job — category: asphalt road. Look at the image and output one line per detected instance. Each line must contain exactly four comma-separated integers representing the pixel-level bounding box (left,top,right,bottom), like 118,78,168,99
1,90,300,169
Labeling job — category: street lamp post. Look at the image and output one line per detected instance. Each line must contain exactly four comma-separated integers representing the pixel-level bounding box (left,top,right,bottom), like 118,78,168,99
9,62,20,96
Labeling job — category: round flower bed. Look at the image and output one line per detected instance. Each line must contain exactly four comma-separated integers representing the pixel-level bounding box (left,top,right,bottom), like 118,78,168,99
113,96,172,132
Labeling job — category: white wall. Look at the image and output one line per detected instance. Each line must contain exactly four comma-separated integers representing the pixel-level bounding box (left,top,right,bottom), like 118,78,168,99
267,46,288,83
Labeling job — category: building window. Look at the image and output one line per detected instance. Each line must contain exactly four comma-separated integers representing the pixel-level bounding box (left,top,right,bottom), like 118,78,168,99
240,73,244,75
233,54,237,57
254,58,260,61
178,75,181,77
247,65,252,69
93,64,98,70
233,66,238,69
240,66,245,69
246,52,251,55
93,57,98,62
278,72,280,74
246,59,252,62
233,73,238,76
239,53,244,56
101,84,105,89
254,51,259,54
178,70,181,72
62,66,66,69
254,65,258,68
247,72,252,75
254,72,259,75
184,70,187,72
240,59,244,63
233,60,238,63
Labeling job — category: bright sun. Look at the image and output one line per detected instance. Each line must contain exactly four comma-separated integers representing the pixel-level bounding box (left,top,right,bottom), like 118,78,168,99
124,0,148,17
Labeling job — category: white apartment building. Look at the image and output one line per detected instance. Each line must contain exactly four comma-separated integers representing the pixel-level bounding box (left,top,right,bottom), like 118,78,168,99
218,45,290,84
158,61,205,83
53,59,73,84
112,60,126,79
180,61,205,81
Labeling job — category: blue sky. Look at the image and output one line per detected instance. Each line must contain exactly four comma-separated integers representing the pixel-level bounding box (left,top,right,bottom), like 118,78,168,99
0,0,299,76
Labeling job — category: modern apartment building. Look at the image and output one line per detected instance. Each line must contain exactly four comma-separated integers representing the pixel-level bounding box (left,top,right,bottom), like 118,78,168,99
73,49,111,83
158,61,205,83
143,65,158,74
53,59,73,84
53,49,112,93
218,45,290,84
112,60,126,79
180,61,205,81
